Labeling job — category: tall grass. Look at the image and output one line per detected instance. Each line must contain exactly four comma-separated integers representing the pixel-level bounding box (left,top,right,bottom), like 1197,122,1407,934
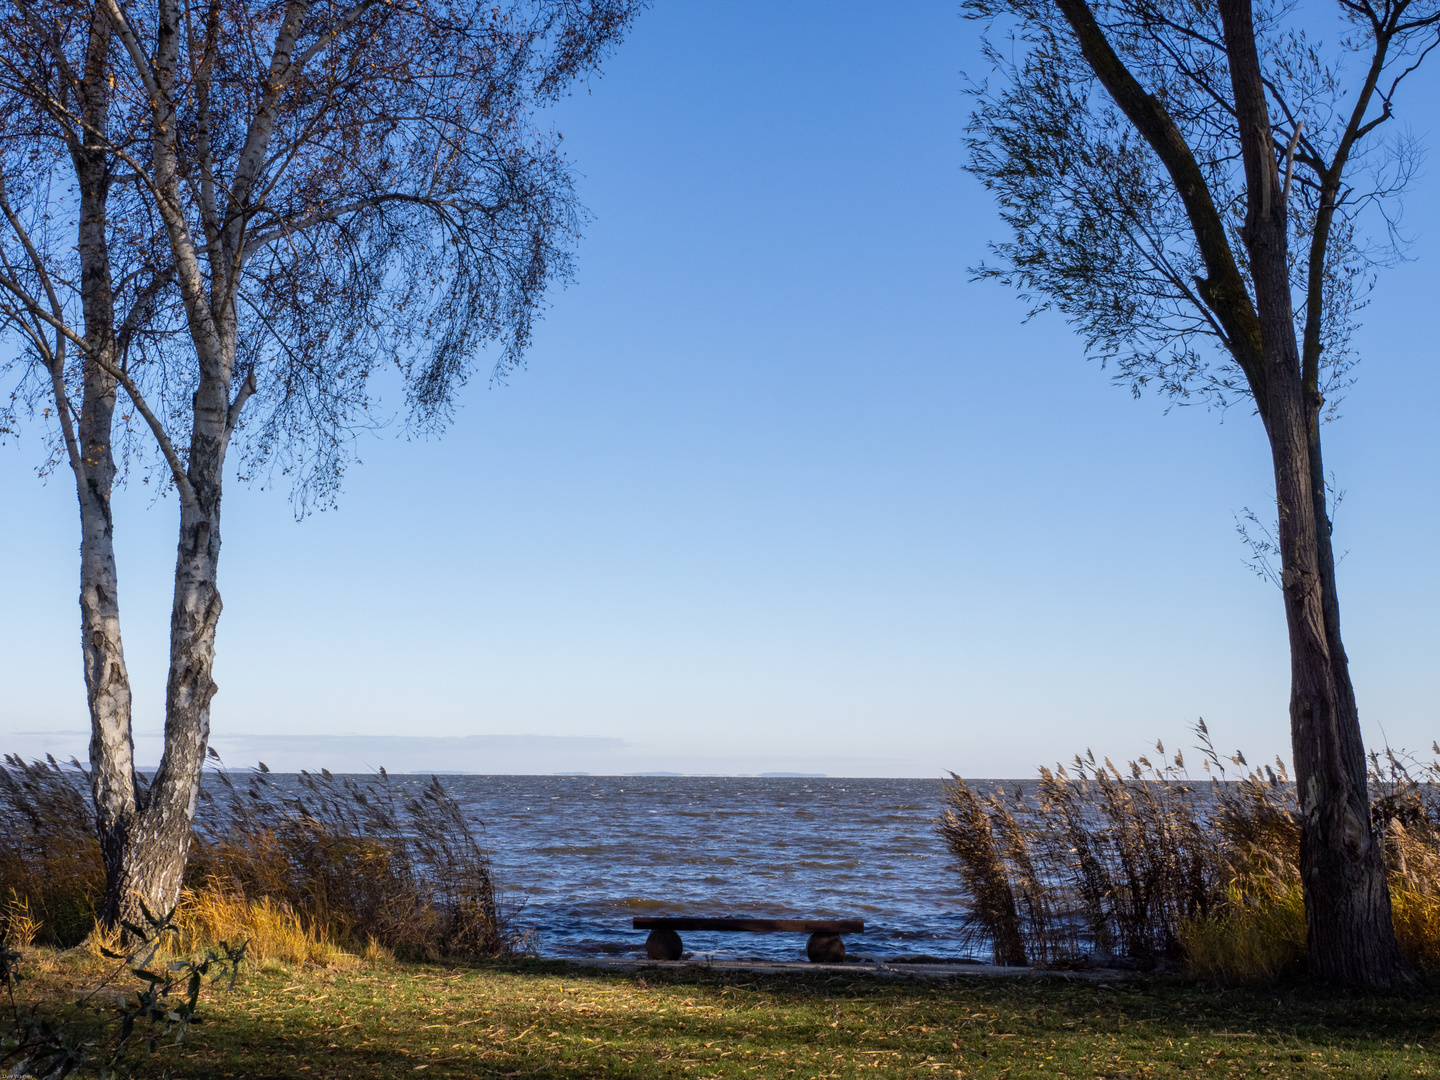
939,723,1440,979
0,756,532,962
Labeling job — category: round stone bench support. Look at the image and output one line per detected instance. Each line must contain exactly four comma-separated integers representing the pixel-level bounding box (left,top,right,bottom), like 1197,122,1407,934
633,917,862,963
806,932,845,963
646,928,684,961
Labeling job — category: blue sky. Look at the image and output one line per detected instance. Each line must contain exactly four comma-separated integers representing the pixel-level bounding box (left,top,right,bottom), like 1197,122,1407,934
2,1,1437,776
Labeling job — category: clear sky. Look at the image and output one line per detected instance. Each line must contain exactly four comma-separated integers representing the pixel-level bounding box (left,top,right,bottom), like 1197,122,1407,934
2,1,1437,777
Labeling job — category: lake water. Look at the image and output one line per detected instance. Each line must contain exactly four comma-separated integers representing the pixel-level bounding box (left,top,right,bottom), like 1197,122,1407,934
434,775,978,962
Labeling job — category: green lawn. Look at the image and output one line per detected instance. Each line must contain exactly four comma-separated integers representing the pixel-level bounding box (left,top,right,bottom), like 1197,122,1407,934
17,953,1440,1078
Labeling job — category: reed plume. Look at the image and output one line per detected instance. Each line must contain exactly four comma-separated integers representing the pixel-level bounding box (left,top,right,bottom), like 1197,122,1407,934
0,756,532,962
192,765,534,960
939,721,1440,979
0,755,103,946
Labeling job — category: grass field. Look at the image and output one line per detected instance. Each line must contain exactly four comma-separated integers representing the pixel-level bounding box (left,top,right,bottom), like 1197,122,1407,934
14,951,1440,1078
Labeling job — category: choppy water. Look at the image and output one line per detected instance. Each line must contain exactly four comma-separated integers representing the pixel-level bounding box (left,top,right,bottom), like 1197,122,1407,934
434,775,975,962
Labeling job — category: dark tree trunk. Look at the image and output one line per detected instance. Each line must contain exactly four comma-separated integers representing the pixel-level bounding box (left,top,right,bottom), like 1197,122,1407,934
1005,0,1418,991
1219,0,1406,988
1268,373,1402,985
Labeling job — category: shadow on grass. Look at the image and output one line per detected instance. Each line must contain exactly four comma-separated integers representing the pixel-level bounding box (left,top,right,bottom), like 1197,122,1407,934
110,958,1440,1079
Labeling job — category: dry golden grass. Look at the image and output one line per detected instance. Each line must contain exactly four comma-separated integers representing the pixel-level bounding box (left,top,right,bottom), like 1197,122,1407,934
1391,882,1440,974
361,934,393,965
176,888,362,968
79,918,126,961
1,889,41,950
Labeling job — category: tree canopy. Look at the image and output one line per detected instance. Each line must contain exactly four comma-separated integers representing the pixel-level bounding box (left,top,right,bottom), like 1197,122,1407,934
0,0,643,928
965,0,1433,416
1,0,641,508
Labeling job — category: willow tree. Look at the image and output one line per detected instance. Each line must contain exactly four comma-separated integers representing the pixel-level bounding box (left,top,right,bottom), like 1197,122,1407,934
964,0,1437,985
0,0,642,929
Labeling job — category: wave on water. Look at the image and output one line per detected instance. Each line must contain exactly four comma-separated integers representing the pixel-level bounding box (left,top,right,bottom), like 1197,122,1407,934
433,775,979,962
195,773,990,961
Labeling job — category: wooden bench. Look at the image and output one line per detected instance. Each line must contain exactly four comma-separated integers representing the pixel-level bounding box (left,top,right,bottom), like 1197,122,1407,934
633,917,865,962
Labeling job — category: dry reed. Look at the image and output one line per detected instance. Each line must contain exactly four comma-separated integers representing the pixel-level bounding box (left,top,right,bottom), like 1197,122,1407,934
0,755,103,946
939,723,1440,979
0,755,532,963
190,764,534,960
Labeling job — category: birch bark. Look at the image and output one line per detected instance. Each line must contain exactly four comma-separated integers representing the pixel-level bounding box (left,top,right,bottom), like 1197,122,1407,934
66,15,147,925
87,0,347,926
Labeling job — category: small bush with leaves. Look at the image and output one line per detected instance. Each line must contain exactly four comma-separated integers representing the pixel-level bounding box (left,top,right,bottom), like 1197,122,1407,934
2,905,244,1079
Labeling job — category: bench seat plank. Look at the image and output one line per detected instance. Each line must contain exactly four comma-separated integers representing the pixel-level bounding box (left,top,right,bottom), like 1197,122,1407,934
632,917,863,934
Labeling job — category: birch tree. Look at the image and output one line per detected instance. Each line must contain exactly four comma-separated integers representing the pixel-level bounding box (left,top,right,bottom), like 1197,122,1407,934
0,0,642,929
964,0,1437,986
